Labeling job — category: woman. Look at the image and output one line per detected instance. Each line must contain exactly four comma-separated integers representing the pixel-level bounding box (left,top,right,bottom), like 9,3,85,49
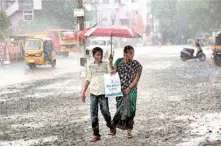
109,45,143,138
82,47,114,142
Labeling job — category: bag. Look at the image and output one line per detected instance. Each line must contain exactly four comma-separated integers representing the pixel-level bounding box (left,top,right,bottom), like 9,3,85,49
121,94,131,120
104,73,123,97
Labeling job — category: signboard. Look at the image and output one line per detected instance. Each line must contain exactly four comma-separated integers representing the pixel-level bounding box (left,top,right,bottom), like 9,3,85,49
96,3,119,11
74,9,84,17
33,0,42,10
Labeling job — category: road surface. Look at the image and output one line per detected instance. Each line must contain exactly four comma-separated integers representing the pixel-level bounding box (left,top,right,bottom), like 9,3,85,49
1,45,221,146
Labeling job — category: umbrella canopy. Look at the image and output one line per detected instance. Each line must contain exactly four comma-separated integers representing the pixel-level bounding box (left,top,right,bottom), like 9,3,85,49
83,26,142,38
77,27,92,40
77,23,98,40
83,26,141,53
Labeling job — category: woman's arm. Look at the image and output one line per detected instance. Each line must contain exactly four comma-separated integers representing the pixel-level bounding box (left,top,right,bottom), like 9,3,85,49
109,54,117,73
129,71,142,89
124,71,142,94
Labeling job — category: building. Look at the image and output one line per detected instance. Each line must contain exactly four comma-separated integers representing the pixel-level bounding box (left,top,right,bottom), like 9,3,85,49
84,0,153,44
1,0,42,30
84,0,151,32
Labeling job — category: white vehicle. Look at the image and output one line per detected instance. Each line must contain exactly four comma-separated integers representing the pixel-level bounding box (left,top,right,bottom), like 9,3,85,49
86,37,113,58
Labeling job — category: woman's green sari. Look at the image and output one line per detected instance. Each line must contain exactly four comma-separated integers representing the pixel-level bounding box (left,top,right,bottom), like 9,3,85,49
112,58,142,130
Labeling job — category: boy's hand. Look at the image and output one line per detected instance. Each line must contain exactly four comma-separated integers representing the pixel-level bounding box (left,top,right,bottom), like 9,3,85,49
81,92,86,103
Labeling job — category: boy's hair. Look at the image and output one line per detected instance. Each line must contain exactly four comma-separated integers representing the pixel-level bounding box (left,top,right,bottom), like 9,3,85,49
124,45,134,54
92,47,103,56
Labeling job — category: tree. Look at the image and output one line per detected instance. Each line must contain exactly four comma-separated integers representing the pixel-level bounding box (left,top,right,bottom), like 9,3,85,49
151,0,178,43
0,11,11,39
151,0,213,43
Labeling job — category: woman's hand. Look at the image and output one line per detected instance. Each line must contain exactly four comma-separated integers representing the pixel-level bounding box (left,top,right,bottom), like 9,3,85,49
81,92,86,103
124,87,131,95
109,54,113,63
111,71,116,75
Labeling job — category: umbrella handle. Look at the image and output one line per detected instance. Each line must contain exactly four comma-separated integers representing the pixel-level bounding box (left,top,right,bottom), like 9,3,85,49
111,36,113,54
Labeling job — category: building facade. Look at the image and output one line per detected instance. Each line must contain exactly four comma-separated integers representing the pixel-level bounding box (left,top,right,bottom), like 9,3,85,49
1,0,42,30
84,0,153,44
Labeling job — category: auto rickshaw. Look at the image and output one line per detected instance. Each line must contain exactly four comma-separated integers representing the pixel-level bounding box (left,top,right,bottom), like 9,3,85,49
212,31,221,66
24,37,56,69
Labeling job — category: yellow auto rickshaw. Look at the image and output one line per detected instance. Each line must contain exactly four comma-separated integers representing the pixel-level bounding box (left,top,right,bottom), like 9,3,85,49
24,37,56,69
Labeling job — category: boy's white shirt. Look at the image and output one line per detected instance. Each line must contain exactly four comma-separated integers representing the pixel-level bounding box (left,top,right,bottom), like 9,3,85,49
86,61,112,96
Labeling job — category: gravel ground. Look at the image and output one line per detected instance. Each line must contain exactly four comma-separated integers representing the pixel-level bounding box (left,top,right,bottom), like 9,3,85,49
1,47,221,146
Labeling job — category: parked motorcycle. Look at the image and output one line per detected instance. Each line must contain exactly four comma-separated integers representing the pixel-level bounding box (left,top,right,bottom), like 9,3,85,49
180,48,206,61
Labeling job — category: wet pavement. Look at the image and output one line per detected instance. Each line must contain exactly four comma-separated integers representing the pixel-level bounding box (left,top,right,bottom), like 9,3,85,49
0,46,221,146
0,53,81,87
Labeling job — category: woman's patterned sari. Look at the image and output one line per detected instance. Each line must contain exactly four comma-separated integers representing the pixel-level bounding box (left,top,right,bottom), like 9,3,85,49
112,58,142,130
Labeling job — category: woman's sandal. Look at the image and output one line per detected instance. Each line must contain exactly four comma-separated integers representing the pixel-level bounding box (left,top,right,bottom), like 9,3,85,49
127,133,133,138
90,136,101,142
110,127,116,136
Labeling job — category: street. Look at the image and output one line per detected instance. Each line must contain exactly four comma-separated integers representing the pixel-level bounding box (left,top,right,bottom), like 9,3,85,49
0,54,81,87
1,45,221,146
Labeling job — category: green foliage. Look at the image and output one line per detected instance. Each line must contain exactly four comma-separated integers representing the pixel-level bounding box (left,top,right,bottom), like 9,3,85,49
151,0,220,42
0,11,11,39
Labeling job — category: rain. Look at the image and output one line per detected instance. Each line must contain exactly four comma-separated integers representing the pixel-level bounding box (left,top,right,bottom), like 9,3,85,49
0,0,221,146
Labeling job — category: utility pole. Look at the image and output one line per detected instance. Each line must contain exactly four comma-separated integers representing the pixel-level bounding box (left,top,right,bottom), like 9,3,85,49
77,0,85,46
76,0,87,94
76,0,86,66
77,0,84,33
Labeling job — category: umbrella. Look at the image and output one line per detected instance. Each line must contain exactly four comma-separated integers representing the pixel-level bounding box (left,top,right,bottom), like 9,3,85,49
83,26,142,53
77,23,98,40
64,23,98,40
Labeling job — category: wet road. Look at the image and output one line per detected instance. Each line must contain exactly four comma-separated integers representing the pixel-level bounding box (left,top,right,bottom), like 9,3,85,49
1,45,221,146
0,53,81,87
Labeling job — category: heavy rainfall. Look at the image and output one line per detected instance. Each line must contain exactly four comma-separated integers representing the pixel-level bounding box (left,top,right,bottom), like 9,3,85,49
0,0,221,146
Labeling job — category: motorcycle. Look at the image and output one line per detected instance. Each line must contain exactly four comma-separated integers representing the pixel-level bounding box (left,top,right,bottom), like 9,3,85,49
180,47,206,61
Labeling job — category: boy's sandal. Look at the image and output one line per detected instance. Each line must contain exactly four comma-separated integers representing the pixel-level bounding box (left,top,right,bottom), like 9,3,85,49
90,136,101,142
127,133,133,138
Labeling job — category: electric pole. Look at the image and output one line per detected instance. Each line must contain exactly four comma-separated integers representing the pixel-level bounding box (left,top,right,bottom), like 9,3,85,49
76,0,87,94
77,0,84,33
76,0,86,66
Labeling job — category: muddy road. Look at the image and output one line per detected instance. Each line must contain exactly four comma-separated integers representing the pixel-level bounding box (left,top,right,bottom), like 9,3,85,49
0,46,221,146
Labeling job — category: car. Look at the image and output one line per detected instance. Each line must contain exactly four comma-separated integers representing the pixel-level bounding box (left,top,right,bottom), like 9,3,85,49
86,37,113,58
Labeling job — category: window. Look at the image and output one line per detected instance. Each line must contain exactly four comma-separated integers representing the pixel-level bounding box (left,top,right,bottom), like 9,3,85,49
23,10,34,21
60,31,75,40
91,40,106,46
19,0,33,10
25,40,41,50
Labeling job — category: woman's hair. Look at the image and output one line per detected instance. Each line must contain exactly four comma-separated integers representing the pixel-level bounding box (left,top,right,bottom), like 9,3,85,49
124,45,134,54
92,47,103,56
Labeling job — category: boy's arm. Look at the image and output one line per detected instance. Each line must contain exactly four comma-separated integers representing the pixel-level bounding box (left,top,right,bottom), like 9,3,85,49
83,66,91,93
